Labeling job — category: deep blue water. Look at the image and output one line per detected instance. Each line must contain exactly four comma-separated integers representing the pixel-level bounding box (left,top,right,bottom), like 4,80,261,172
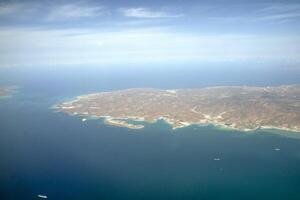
1,65,300,200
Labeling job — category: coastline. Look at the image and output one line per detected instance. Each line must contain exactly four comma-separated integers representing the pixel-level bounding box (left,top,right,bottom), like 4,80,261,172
53,86,300,135
55,108,300,135
52,99,300,139
104,118,144,129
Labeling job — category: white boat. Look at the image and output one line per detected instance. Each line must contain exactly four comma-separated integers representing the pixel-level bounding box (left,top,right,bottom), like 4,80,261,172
38,195,48,199
214,158,221,161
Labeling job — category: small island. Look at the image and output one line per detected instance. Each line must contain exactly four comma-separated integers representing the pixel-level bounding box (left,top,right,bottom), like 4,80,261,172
0,86,16,98
55,85,300,132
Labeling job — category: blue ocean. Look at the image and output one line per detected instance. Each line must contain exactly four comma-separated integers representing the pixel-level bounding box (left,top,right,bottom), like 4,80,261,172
1,64,300,200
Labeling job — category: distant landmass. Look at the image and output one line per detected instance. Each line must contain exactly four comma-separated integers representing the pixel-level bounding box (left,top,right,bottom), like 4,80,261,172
55,85,300,132
0,86,16,98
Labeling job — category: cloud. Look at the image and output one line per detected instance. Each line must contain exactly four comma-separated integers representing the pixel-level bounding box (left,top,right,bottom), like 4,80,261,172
0,2,37,17
206,3,300,24
0,27,299,67
257,3,300,21
0,2,106,22
259,4,300,13
259,12,300,21
47,3,104,21
119,7,183,18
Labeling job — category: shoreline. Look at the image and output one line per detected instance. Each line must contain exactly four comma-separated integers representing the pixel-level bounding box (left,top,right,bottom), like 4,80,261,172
104,118,144,129
53,86,300,135
57,110,300,134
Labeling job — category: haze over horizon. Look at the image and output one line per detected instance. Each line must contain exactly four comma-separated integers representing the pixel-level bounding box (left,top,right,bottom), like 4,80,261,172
0,0,300,68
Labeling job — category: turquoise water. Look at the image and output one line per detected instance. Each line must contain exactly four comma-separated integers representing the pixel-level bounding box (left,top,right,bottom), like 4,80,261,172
1,65,300,199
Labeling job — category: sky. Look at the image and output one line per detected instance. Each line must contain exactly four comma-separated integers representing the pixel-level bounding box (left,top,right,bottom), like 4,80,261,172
0,0,300,68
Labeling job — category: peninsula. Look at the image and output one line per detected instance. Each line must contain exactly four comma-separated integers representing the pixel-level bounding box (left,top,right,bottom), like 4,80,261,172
55,85,300,132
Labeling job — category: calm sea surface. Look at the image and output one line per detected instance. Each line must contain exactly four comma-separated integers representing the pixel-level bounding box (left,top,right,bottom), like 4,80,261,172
1,65,300,200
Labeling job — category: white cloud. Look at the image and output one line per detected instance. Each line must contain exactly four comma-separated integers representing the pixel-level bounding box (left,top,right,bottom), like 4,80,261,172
0,2,105,21
257,3,300,21
201,3,300,24
259,12,300,21
0,27,299,67
47,4,104,21
0,2,37,17
259,4,300,13
119,7,183,18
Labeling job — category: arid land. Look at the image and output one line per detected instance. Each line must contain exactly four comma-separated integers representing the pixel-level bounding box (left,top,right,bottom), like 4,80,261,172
55,85,300,132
